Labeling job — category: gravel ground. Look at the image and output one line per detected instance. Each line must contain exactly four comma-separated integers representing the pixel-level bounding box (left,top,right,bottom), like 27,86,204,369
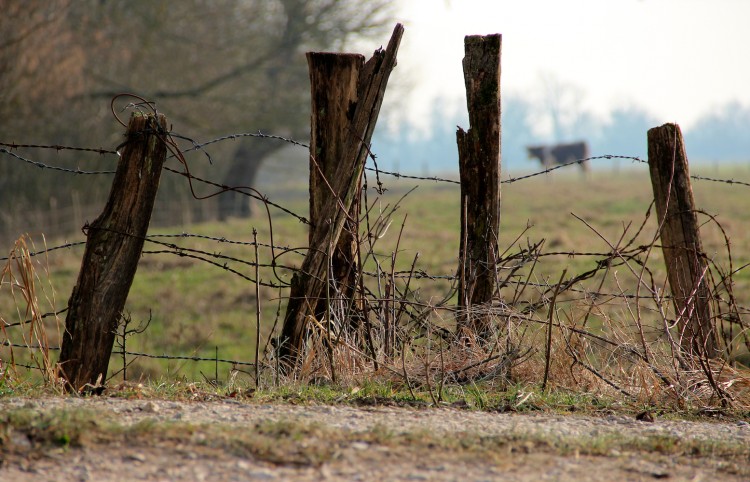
1,397,749,481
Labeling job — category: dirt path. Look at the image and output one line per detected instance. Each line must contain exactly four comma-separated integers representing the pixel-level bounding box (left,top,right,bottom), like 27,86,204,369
1,397,748,481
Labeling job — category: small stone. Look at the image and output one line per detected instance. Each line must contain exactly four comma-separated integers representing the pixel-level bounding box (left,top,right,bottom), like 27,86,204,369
247,471,276,480
141,401,159,413
636,411,655,422
125,453,147,462
10,430,32,449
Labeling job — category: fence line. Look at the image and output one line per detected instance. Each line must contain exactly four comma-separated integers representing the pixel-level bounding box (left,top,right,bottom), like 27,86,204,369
4,142,746,190
3,116,750,396
0,148,116,175
2,340,258,369
0,232,307,263
4,143,748,296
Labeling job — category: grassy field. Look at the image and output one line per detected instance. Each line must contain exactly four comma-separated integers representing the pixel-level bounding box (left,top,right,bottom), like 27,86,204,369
2,163,750,396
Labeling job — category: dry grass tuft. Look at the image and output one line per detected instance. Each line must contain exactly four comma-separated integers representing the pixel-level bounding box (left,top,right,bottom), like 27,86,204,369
1,234,64,387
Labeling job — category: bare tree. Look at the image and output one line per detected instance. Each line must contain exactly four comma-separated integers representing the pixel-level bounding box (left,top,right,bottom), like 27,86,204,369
79,0,394,219
0,0,394,233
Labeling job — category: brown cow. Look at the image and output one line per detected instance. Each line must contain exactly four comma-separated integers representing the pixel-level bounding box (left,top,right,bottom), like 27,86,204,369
526,141,590,174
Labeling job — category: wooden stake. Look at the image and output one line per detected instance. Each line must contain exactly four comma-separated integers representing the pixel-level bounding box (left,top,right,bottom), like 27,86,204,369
58,112,168,391
456,34,502,334
307,51,363,321
647,123,719,359
278,24,404,366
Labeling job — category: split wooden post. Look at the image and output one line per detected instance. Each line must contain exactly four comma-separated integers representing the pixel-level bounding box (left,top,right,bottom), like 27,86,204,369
58,112,168,391
647,123,719,358
278,24,404,366
456,34,502,335
307,52,363,319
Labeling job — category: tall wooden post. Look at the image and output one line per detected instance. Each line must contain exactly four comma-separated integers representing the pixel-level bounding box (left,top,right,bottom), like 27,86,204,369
456,34,502,335
58,112,168,391
307,52,363,317
647,123,719,359
279,24,404,367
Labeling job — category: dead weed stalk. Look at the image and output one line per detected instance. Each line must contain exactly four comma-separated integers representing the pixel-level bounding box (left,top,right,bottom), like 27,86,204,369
1,234,63,386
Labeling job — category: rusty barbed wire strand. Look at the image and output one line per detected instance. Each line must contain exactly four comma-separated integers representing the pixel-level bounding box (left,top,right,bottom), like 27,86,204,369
0,148,116,174
1,309,68,329
1,340,60,350
364,166,460,184
181,131,310,152
0,142,117,155
0,341,258,368
0,233,308,263
502,155,645,183
690,174,750,188
146,232,305,256
111,349,258,367
0,241,86,261
363,155,647,186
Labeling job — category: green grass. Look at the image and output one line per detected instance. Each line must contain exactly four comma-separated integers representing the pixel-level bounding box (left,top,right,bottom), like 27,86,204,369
2,165,750,389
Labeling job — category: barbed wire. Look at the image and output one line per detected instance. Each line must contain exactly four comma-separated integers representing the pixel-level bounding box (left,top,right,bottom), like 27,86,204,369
2,309,68,329
0,341,256,368
691,174,750,188
369,154,750,189
361,268,673,301
503,155,646,183
0,241,86,262
0,232,307,263
1,340,60,350
364,155,647,186
179,130,310,153
111,349,257,367
362,269,457,280
364,166,460,185
0,142,117,155
0,148,116,174
146,232,305,256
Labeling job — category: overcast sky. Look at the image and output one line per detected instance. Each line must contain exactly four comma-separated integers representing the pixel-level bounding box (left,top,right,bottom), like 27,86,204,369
387,0,750,134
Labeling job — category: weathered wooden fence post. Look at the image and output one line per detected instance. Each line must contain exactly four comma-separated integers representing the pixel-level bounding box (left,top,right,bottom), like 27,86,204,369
307,52,363,319
456,34,502,335
647,123,719,359
58,112,168,391
278,24,404,367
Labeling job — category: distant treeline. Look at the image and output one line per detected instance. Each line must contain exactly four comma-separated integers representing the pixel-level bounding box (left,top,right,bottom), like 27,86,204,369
372,96,750,173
